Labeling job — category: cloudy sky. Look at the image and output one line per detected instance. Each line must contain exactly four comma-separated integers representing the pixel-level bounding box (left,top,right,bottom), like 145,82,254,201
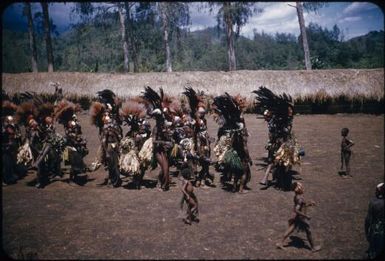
2,2,384,40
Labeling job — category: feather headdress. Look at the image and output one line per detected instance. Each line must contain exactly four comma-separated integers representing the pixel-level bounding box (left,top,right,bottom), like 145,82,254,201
15,101,38,126
12,91,45,106
141,86,163,116
183,86,206,118
121,99,147,132
2,89,10,101
36,102,55,125
54,99,81,126
213,92,242,129
169,98,184,118
2,100,18,117
96,89,121,114
252,86,293,116
97,89,116,106
90,101,106,128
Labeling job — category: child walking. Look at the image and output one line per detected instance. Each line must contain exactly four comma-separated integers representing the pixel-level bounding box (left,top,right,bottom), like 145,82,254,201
179,168,199,225
276,182,322,252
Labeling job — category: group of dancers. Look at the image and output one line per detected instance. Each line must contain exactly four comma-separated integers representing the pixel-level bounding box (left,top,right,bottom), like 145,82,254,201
8,85,384,255
2,85,305,223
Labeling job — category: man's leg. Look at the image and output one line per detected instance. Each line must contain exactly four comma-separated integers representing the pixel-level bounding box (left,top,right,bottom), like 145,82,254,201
260,163,273,186
276,223,296,249
306,228,322,252
345,153,351,177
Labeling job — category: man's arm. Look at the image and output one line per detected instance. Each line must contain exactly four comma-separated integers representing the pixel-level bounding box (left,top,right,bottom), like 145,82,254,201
346,139,354,149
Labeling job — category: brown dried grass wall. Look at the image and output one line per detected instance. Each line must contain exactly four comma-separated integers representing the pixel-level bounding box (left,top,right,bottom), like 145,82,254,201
2,69,383,100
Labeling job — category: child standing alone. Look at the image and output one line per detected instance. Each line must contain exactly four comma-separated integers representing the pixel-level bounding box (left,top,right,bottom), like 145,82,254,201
340,127,354,177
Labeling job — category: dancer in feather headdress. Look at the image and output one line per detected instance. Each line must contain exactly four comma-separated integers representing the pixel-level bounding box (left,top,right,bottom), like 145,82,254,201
89,89,122,171
233,94,252,188
212,93,252,193
11,91,66,187
13,92,52,169
253,86,301,191
2,100,22,185
90,96,122,187
120,99,150,189
141,86,174,191
33,101,66,188
97,89,123,127
15,101,39,168
55,100,88,182
166,97,197,182
183,87,213,187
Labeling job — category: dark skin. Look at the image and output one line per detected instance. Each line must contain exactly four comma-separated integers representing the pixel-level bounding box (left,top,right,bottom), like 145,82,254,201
232,127,252,193
152,117,172,191
341,128,354,177
195,115,213,187
101,122,122,187
180,176,199,224
276,185,321,252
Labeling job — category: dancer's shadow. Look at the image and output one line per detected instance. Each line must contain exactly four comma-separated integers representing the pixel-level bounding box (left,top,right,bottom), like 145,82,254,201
220,180,236,192
290,170,302,181
64,175,95,186
122,178,157,190
286,235,312,250
26,178,38,187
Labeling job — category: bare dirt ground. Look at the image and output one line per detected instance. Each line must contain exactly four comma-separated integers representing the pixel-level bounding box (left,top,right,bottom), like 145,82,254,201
2,114,384,259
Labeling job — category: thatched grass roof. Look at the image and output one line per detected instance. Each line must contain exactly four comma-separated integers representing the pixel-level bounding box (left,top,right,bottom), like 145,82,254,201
2,69,383,100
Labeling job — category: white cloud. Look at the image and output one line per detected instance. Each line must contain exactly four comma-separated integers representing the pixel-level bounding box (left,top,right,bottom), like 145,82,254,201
189,25,206,31
240,2,299,37
189,2,218,30
338,16,363,23
342,2,378,15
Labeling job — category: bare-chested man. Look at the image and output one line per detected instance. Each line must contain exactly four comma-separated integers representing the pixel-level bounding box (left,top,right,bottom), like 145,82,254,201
276,182,322,252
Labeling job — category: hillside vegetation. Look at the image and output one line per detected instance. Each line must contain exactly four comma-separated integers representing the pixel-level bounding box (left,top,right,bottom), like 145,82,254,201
2,22,384,73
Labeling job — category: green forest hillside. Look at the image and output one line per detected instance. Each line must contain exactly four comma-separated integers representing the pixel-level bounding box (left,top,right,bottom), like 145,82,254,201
2,21,384,73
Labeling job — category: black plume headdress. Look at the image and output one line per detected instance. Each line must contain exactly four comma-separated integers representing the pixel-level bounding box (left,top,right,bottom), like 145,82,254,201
252,86,293,117
2,90,10,101
12,91,45,106
183,86,205,118
141,86,162,114
97,89,116,106
213,92,242,129
2,100,18,117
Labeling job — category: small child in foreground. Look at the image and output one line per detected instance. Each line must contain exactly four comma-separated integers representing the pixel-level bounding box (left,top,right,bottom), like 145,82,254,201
179,168,199,225
340,127,354,177
276,182,322,252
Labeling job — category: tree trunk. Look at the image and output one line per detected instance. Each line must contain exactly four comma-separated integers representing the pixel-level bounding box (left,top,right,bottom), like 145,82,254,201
160,3,172,72
224,2,236,71
41,2,54,72
296,2,312,70
125,2,139,72
118,6,130,73
26,3,38,73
